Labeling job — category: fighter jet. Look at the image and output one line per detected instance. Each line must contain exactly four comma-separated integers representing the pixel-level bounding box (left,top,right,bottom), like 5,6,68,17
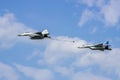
18,29,51,40
78,41,112,51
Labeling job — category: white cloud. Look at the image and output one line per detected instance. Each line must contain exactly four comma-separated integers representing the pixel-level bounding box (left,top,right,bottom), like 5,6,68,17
41,36,87,65
0,62,19,80
71,71,111,80
15,64,54,80
101,0,120,26
0,12,35,48
90,27,97,34
26,49,41,61
78,9,95,27
73,48,120,78
78,0,120,27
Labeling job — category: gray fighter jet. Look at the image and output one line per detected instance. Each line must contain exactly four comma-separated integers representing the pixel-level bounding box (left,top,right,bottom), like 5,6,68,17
18,29,51,39
78,41,112,51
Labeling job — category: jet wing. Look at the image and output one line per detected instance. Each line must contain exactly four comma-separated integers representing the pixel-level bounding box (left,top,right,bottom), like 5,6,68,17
94,43,103,47
30,33,44,39
35,32,42,35
28,34,40,37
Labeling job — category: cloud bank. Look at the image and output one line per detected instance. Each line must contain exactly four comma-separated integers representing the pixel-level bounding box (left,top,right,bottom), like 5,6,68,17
0,12,119,80
38,36,120,80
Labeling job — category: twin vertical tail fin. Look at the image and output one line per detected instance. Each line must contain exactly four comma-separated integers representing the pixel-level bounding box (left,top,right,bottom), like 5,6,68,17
104,41,111,47
42,29,49,35
104,41,112,50
105,41,112,46
105,41,109,45
42,29,51,38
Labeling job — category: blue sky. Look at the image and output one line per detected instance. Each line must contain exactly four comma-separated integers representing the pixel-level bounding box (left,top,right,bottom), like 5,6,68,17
0,0,120,80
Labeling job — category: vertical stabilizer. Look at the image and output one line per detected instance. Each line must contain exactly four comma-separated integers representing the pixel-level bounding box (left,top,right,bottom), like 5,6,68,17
105,41,109,45
104,41,112,50
42,29,49,35
104,41,109,46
